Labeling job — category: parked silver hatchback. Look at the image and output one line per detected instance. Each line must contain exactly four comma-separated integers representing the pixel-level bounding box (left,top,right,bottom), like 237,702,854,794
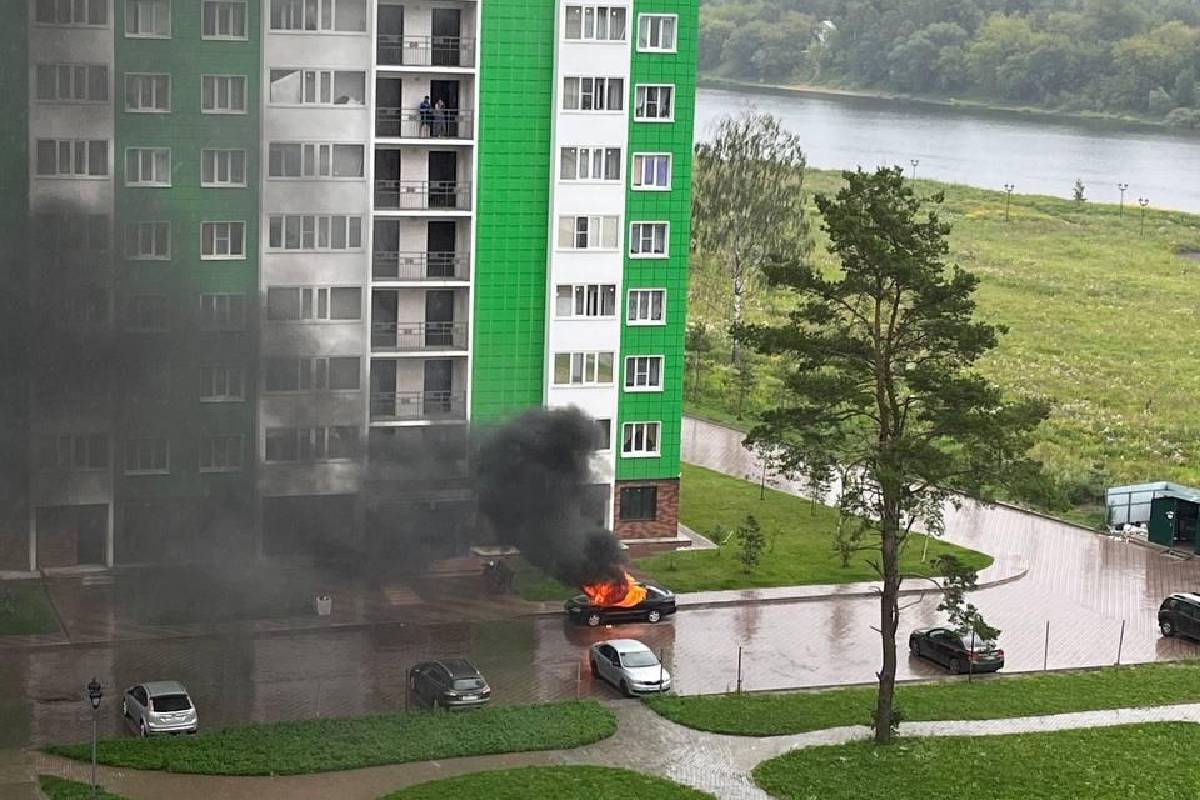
588,639,672,696
122,681,198,736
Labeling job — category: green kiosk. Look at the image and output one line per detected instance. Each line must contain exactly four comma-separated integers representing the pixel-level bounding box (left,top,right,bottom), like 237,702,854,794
1149,495,1200,551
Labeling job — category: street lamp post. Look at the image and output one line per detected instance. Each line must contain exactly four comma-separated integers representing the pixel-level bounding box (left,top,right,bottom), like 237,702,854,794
86,678,102,800
1118,183,1129,216
1004,184,1015,222
1139,198,1150,237
910,159,920,182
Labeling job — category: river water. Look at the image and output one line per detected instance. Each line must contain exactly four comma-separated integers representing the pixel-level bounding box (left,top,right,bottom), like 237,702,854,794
697,86,1200,214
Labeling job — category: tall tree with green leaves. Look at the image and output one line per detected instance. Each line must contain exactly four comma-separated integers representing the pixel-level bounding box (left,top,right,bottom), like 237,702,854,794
738,167,1048,744
693,111,810,398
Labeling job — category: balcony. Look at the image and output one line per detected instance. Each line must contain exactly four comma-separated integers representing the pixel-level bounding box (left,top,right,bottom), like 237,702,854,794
377,35,475,68
371,391,467,422
376,108,474,140
375,180,472,211
372,321,468,352
373,250,469,281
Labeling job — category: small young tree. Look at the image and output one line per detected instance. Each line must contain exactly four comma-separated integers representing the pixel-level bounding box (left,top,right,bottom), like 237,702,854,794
735,515,766,574
738,167,1048,744
1073,178,1087,204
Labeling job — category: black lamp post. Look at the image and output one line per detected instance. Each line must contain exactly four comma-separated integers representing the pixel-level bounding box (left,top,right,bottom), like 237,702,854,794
1004,184,1015,222
910,158,920,181
86,678,102,799
1118,183,1129,216
1139,197,1150,237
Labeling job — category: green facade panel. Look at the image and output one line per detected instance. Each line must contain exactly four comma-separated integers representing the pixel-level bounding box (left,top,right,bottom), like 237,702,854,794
471,0,557,423
617,0,698,482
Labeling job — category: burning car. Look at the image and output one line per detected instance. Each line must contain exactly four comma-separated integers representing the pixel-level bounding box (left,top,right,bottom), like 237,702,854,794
565,573,677,626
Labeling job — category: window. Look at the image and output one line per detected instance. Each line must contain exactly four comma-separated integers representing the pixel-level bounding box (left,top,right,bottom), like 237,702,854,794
627,289,666,325
594,419,612,451
201,75,247,113
269,0,367,32
622,422,661,457
200,366,245,401
560,146,621,182
125,0,170,37
638,14,677,52
124,221,170,259
125,437,169,474
564,5,627,41
126,295,169,331
199,294,246,330
630,222,669,257
619,486,658,520
625,355,664,391
125,148,171,186
35,0,107,25
200,435,243,472
555,284,617,318
266,287,362,321
201,149,246,186
35,139,109,177
562,77,624,111
268,68,366,105
557,215,619,250
125,74,170,112
265,427,359,463
268,143,365,178
632,153,671,190
267,214,363,251
39,434,109,470
201,221,246,259
265,357,360,392
35,64,109,102
203,0,247,38
552,351,615,386
635,85,674,121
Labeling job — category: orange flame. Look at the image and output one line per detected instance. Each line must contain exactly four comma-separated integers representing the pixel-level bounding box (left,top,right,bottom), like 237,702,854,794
582,572,648,608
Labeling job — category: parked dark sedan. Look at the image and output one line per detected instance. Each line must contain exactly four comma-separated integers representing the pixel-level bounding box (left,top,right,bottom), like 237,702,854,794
1158,593,1200,639
565,583,677,627
909,627,1005,674
408,659,491,710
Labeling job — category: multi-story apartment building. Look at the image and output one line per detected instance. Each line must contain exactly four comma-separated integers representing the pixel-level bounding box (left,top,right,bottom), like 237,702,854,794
0,0,696,573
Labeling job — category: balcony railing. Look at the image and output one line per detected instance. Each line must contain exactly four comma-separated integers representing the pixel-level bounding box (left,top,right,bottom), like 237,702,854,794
371,321,468,352
376,108,474,139
371,390,467,422
373,251,469,281
375,180,472,211
377,35,475,68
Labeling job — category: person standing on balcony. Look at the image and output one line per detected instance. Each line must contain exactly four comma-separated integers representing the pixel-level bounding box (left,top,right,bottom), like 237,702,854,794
419,96,433,137
433,98,448,138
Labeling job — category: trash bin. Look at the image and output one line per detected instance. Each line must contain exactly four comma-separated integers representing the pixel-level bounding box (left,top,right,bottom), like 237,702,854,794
315,595,333,616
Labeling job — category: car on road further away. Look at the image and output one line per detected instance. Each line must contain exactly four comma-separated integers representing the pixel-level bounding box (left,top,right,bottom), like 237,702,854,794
408,659,491,710
589,639,672,696
122,681,198,736
909,627,1005,674
565,583,677,627
1158,593,1200,639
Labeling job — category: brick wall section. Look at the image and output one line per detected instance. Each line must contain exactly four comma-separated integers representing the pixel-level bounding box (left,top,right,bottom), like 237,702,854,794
614,479,679,540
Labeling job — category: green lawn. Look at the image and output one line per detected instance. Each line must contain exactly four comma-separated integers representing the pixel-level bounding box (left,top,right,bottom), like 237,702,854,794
648,660,1200,736
384,766,714,800
38,776,125,800
754,723,1200,800
635,464,992,593
690,173,1200,520
0,582,59,636
46,701,615,776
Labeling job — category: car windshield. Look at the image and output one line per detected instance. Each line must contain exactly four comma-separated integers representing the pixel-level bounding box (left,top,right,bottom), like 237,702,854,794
151,694,191,712
621,651,659,668
452,678,484,691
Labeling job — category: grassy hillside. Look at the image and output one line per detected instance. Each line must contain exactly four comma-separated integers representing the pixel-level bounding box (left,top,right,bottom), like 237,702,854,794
688,172,1200,523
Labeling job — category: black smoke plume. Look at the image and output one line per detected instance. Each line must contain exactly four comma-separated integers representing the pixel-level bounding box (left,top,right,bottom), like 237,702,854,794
475,407,628,588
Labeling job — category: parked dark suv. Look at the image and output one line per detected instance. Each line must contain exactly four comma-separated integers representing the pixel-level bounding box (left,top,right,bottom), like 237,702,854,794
408,659,491,710
1158,593,1200,639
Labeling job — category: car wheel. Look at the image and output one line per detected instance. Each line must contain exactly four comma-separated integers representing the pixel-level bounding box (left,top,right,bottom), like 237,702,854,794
138,720,148,738
589,658,598,677
619,680,632,698
122,701,129,718
647,610,662,624
1162,619,1176,637
909,639,920,656
587,613,602,627
949,659,963,675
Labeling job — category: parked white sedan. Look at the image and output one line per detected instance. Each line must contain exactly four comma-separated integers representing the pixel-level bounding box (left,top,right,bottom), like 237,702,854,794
588,639,672,696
